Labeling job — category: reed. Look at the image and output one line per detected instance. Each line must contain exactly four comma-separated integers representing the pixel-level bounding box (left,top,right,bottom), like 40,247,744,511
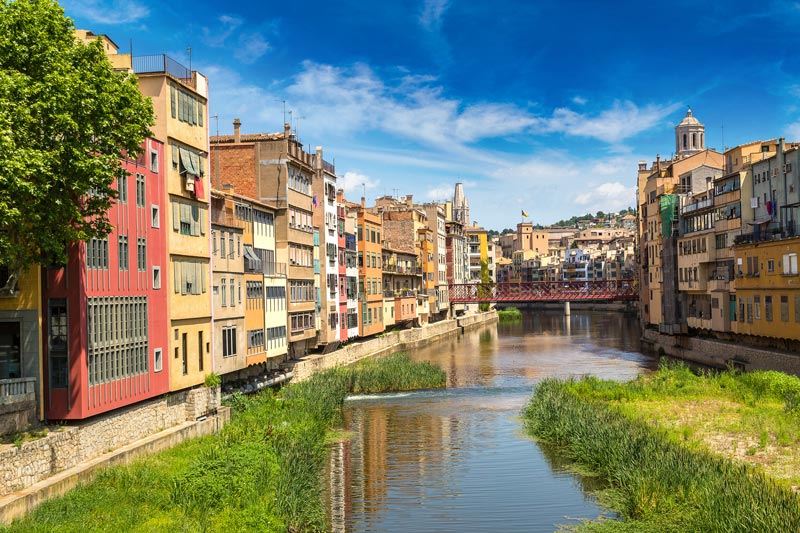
2,353,445,533
497,307,523,322
523,368,800,532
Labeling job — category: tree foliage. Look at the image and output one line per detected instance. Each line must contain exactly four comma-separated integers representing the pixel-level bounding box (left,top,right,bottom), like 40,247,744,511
0,0,153,292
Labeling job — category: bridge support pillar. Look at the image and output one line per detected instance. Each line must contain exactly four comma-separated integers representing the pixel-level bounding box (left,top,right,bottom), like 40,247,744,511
564,301,571,316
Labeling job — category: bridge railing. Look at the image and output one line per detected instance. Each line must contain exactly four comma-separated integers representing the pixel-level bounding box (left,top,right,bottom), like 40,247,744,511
448,279,639,303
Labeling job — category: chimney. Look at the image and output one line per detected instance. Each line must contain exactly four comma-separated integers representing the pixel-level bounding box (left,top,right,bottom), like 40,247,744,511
405,194,413,208
284,122,291,138
656,154,661,173
361,196,365,208
315,146,322,171
233,118,241,143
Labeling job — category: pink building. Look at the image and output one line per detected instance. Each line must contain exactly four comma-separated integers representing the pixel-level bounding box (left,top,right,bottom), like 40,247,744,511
42,139,169,420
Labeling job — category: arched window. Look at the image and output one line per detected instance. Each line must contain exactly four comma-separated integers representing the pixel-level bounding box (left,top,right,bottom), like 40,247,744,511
700,133,704,148
683,134,687,149
692,133,697,149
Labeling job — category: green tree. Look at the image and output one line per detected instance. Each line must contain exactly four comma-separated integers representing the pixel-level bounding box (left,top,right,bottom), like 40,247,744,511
478,259,491,312
0,0,154,293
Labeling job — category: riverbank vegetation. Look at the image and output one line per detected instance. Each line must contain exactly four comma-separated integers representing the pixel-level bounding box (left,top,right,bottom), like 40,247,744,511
497,307,523,322
523,363,800,532
1,353,446,533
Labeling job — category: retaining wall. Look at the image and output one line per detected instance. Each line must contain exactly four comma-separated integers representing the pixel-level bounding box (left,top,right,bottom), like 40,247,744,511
0,386,220,500
293,312,498,382
643,329,800,376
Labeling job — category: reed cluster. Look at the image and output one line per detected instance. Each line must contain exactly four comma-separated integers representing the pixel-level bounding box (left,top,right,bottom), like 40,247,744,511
497,307,523,322
523,365,800,532
2,353,445,533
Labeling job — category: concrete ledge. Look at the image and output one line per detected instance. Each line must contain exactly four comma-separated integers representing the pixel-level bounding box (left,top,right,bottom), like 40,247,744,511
0,407,230,525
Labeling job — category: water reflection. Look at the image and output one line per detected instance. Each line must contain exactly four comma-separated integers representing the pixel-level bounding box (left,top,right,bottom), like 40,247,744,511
329,310,656,532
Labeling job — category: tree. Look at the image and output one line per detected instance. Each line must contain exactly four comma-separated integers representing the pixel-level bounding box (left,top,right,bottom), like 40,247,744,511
0,0,154,293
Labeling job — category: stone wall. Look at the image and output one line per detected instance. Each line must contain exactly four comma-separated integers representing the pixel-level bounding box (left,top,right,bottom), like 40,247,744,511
643,329,800,376
0,386,220,498
292,311,498,382
457,311,499,330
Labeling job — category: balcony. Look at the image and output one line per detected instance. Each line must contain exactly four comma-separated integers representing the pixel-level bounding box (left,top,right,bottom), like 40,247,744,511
211,209,245,229
734,223,800,245
133,55,195,87
681,197,713,214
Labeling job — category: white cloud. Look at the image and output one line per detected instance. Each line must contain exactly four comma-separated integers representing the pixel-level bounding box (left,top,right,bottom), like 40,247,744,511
786,120,800,141
202,15,243,48
426,185,454,201
63,0,149,24
419,0,451,30
340,171,381,198
540,100,682,144
572,95,587,105
574,182,636,211
235,32,270,64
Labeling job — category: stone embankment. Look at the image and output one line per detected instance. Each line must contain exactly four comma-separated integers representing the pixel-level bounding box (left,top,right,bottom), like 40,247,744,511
293,311,498,382
0,386,224,524
643,329,800,376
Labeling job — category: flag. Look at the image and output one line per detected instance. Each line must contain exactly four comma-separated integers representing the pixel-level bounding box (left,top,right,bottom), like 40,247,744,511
521,210,529,218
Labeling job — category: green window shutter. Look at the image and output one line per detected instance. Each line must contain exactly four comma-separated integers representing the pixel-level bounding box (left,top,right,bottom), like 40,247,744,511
199,155,205,176
199,207,206,235
171,143,178,170
170,85,176,118
201,261,206,293
191,204,200,236
173,261,180,293
198,102,204,127
172,201,179,231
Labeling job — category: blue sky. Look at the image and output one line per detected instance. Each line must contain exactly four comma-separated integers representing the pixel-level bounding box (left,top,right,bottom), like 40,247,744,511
62,0,800,231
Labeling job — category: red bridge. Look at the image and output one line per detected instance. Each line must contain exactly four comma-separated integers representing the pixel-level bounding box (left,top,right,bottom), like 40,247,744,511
448,280,638,303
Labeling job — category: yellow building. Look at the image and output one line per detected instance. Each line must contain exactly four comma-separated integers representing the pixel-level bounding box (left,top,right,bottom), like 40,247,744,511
733,237,800,341
0,268,43,422
134,55,211,390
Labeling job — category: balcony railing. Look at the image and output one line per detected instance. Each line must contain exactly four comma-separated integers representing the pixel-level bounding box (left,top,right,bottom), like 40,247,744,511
0,377,36,401
133,55,194,85
682,197,713,214
734,223,800,245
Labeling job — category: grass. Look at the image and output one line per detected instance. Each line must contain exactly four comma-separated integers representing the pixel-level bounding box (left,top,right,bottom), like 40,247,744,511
497,307,523,322
1,352,445,533
522,362,800,532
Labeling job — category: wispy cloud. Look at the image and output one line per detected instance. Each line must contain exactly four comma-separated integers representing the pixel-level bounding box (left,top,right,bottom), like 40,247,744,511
202,15,243,48
234,32,270,64
340,171,381,198
572,96,587,105
574,182,636,210
539,101,682,144
202,15,270,64
419,0,451,30
63,0,149,24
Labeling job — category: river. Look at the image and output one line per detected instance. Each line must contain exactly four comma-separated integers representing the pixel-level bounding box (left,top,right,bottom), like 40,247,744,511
327,310,657,532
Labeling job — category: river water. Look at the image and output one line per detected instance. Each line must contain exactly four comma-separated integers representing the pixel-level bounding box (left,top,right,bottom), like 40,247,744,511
327,310,657,532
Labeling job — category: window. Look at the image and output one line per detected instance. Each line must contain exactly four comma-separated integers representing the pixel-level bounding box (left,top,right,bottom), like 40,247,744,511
48,299,69,389
173,200,205,237
86,296,148,386
170,84,204,127
86,238,109,269
118,235,129,270
150,150,159,173
765,295,773,322
182,332,188,375
781,295,789,322
151,205,160,228
154,348,162,372
118,174,128,203
152,266,161,289
754,295,761,320
137,238,146,271
783,253,798,275
173,260,207,295
246,280,264,299
135,173,145,207
221,278,227,307
247,329,265,349
768,259,775,273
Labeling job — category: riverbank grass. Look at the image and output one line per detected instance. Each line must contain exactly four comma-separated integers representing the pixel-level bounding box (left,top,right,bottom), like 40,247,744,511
523,363,800,532
1,353,446,533
497,307,523,322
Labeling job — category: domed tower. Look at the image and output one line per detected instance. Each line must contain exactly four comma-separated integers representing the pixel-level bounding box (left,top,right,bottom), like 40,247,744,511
675,108,705,158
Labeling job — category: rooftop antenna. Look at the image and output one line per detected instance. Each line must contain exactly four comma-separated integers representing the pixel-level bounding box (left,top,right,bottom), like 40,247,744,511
294,115,306,137
275,99,286,124
187,46,192,73
210,115,219,137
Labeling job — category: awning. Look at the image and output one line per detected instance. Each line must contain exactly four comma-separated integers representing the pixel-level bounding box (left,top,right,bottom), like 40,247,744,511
243,245,262,270
747,216,772,225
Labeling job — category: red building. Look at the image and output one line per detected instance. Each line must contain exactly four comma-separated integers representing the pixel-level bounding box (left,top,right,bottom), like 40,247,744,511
337,202,348,341
42,139,169,420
